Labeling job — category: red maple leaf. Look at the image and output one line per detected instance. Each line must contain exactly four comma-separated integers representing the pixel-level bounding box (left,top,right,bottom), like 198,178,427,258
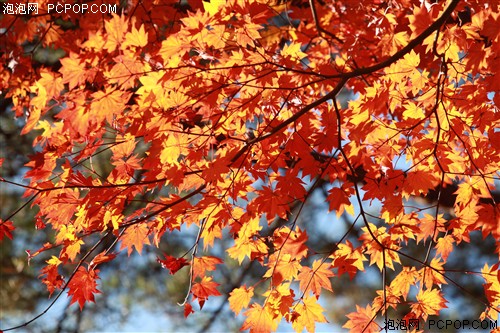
157,254,189,275
67,266,101,310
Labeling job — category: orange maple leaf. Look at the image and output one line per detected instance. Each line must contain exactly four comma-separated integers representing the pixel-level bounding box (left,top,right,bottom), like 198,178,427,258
192,256,223,278
409,5,433,39
191,276,221,309
297,260,334,298
120,223,151,256
435,234,454,261
343,304,381,333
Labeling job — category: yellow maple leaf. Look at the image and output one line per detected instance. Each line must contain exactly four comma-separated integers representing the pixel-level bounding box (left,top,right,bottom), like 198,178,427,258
91,88,130,124
390,266,418,300
37,69,64,99
402,101,425,120
228,285,254,315
241,303,278,333
160,133,188,166
121,24,148,50
136,70,167,107
435,234,454,261
47,255,62,266
56,224,77,243
227,236,267,264
104,208,123,230
412,288,447,320
82,31,106,51
291,295,328,333
419,258,447,290
104,14,128,52
203,0,225,16
402,49,420,70
62,239,84,262
264,253,302,286
480,263,500,321
59,53,86,90
281,42,307,61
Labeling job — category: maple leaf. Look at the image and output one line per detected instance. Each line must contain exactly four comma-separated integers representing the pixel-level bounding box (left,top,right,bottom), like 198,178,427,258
435,234,454,261
67,267,101,310
333,255,358,280
291,295,328,333
157,254,189,275
404,170,438,195
272,227,309,259
411,288,447,320
121,24,148,50
104,14,128,52
120,223,151,256
191,276,221,309
227,236,268,264
419,258,447,290
263,283,295,317
0,220,15,241
241,303,279,333
3,0,499,331
192,256,223,278
90,88,130,124
396,50,421,74
264,253,302,287
159,36,187,67
332,240,367,275
281,42,307,61
327,187,354,216
39,258,64,296
297,260,334,298
343,304,381,333
59,53,86,90
360,224,401,271
203,0,225,16
417,214,447,244
480,263,500,320
390,267,418,300
37,69,64,99
373,286,401,313
61,239,84,262
402,102,425,120
90,252,117,269
251,186,291,220
229,285,254,315
409,5,433,39
184,303,195,318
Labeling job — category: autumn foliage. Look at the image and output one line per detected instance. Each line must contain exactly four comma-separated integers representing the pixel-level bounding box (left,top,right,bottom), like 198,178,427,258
1,0,500,331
